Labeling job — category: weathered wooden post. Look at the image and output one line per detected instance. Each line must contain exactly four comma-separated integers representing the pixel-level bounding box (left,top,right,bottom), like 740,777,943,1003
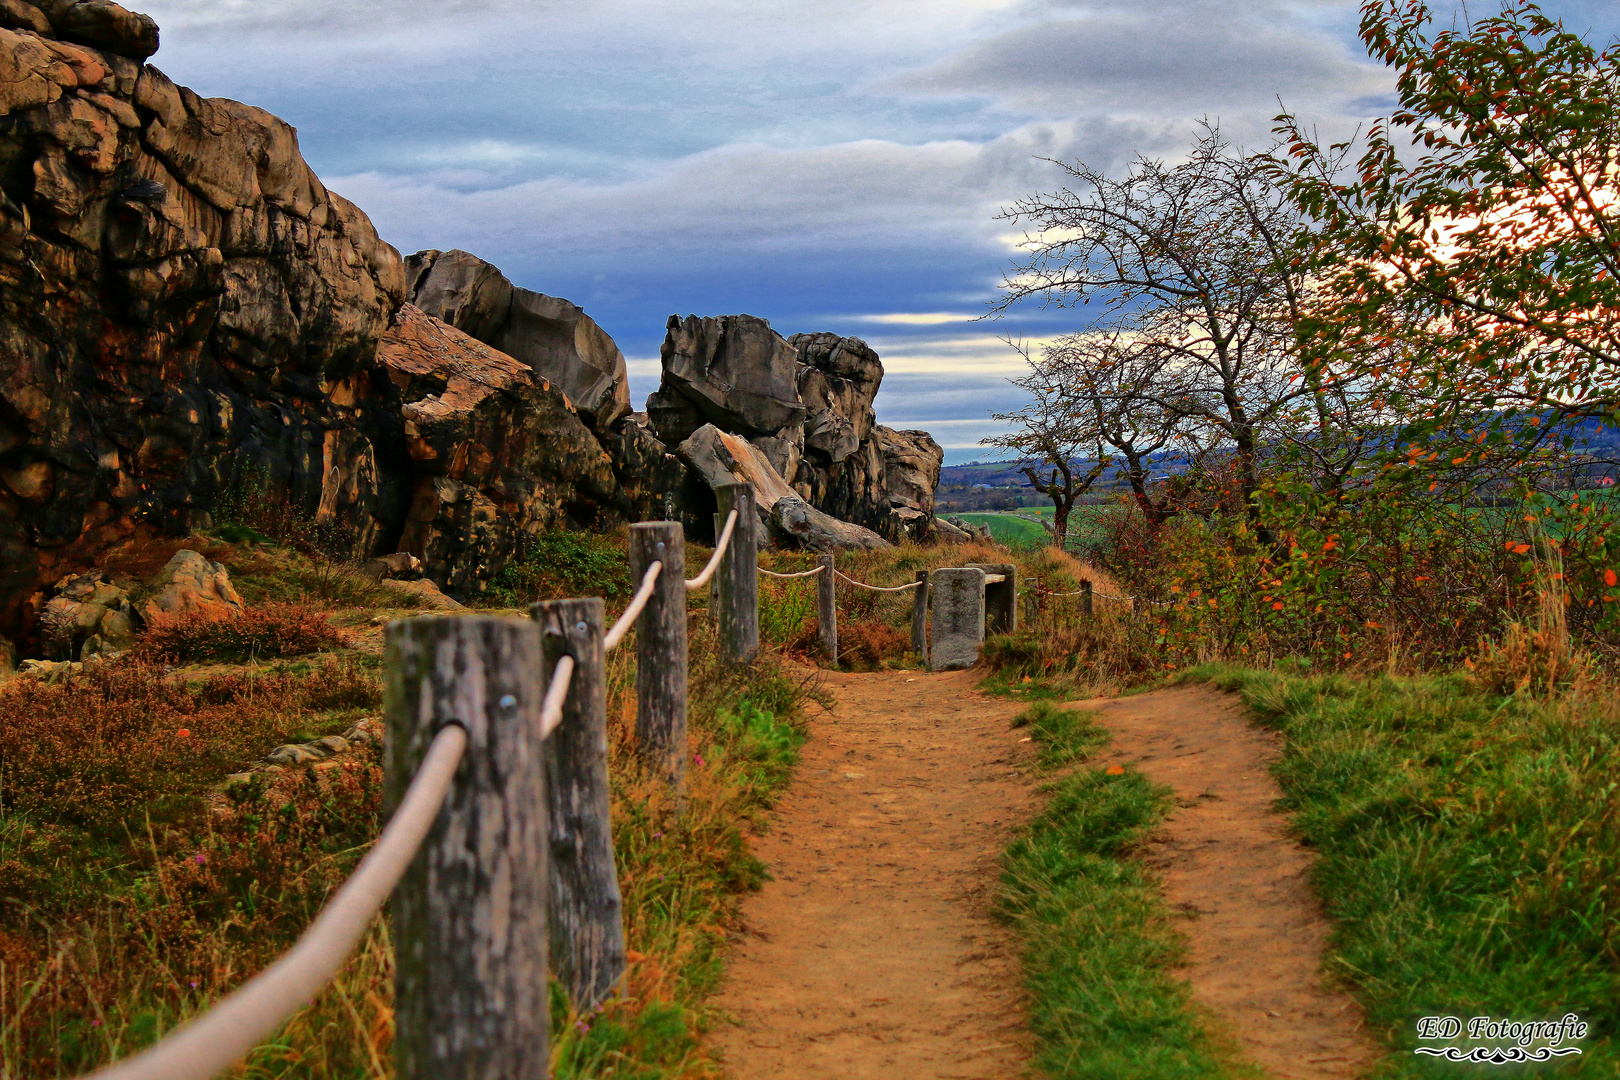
629,522,688,799
385,616,549,1080
817,553,837,663
1023,588,1040,627
967,562,1018,635
930,567,986,671
1081,578,1094,617
911,569,929,663
716,483,758,665
532,597,625,1012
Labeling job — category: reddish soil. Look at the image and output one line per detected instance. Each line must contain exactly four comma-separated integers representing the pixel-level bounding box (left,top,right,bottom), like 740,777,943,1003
1076,685,1380,1079
709,667,1037,1079
710,672,1379,1080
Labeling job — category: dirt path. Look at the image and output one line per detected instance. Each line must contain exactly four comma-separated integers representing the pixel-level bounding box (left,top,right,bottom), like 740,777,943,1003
710,673,1378,1080
1076,685,1379,1079
710,667,1036,1079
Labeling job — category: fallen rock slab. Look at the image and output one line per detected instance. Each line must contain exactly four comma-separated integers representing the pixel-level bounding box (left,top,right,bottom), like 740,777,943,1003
677,424,889,551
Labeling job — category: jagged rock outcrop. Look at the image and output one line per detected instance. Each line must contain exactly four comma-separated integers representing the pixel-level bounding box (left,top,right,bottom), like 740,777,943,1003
645,317,943,544
403,249,631,432
0,1,405,636
0,3,633,640
378,303,620,594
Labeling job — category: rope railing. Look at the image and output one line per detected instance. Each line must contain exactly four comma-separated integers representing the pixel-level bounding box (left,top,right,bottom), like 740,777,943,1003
604,561,662,651
832,568,921,593
685,509,738,591
84,724,469,1080
759,564,824,579
74,479,1161,1079
539,655,576,739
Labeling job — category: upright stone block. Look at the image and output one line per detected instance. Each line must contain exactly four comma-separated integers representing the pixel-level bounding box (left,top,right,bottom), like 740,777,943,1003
968,562,1017,636
929,567,986,671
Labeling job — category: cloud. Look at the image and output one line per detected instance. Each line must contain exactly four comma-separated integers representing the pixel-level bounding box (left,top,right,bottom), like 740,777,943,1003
132,0,1417,457
896,0,1389,124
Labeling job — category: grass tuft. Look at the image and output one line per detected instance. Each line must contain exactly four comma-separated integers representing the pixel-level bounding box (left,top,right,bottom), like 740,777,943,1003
999,701,1250,1079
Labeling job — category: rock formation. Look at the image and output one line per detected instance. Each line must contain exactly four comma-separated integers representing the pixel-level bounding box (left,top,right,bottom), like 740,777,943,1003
404,249,631,432
645,315,943,544
0,1,945,646
379,303,621,595
0,1,402,636
0,3,637,640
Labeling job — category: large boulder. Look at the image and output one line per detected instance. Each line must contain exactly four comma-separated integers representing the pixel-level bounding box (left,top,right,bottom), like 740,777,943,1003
676,424,888,551
650,315,807,444
877,427,945,541
138,549,243,623
378,304,622,595
404,249,631,432
643,319,943,545
0,3,404,638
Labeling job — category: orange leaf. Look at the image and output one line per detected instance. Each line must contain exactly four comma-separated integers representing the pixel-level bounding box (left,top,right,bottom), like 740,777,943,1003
1607,569,1618,587
176,729,191,738
1272,601,1285,610
1106,764,1126,776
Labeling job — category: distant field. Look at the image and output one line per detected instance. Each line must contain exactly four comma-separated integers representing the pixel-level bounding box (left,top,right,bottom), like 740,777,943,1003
955,506,1115,553
956,512,1048,547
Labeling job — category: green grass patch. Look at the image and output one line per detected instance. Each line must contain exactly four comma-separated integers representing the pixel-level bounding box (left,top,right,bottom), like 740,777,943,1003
1181,664,1618,1075
999,701,1250,1078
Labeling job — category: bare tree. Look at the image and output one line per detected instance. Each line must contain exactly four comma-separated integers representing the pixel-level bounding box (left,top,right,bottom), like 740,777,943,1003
982,342,1109,549
991,125,1333,511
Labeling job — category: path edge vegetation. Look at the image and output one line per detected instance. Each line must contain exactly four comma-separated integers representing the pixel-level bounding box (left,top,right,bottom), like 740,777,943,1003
996,700,1263,1080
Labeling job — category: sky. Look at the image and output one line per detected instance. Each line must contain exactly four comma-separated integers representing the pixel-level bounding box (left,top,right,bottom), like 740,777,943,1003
136,0,1620,463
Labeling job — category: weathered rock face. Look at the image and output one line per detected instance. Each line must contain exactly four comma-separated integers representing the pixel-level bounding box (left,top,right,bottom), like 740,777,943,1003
379,304,621,595
645,318,943,544
138,548,242,623
0,1,405,637
650,315,807,444
0,5,653,641
675,423,888,551
404,249,631,432
37,569,136,659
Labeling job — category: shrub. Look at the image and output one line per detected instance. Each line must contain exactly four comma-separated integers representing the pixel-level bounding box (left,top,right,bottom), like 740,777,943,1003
487,529,631,605
140,603,348,662
838,619,911,671
0,659,377,832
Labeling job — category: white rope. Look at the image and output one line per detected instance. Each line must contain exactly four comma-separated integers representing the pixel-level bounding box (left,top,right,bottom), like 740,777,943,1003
759,565,825,579
685,509,738,591
85,725,468,1080
604,561,661,652
538,655,575,740
832,568,920,593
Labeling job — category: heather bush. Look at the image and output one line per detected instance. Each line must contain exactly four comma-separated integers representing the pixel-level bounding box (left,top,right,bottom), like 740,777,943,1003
140,603,348,662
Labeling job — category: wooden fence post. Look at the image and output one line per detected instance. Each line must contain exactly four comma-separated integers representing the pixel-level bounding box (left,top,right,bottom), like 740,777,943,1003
1023,588,1039,627
385,616,549,1080
817,553,837,663
911,569,929,664
716,483,758,665
629,522,688,800
532,597,625,1012
1081,578,1093,617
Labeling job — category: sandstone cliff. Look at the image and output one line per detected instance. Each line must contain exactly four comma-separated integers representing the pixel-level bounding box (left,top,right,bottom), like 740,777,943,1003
0,2,943,643
0,3,631,637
